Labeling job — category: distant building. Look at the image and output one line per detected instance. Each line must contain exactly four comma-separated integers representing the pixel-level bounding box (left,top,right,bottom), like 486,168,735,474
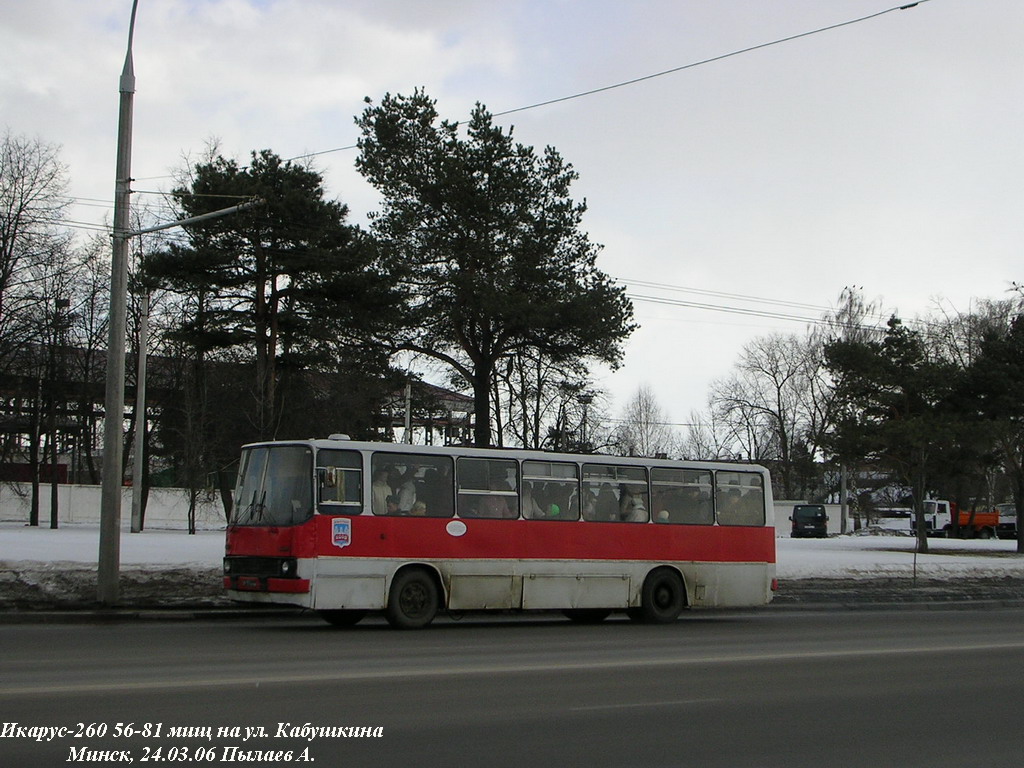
387,380,474,445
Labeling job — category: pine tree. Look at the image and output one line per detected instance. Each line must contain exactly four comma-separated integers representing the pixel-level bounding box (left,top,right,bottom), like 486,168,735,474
356,91,635,446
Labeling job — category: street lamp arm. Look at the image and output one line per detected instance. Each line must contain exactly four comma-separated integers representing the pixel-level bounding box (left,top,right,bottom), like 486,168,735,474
123,198,264,237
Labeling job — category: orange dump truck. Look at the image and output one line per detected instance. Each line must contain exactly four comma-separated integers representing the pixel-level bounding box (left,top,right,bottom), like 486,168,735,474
921,499,998,539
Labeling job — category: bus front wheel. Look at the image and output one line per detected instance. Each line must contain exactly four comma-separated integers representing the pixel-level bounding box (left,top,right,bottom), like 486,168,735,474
386,569,440,629
638,568,686,623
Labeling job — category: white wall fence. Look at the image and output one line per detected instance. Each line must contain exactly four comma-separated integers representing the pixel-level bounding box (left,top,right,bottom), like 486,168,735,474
0,483,227,530
3,486,850,537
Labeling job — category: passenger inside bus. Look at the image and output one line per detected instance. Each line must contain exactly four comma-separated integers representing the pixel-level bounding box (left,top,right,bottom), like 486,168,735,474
478,480,515,518
569,487,596,520
419,468,447,515
618,484,649,523
396,468,417,513
522,482,545,519
372,469,391,515
593,484,618,520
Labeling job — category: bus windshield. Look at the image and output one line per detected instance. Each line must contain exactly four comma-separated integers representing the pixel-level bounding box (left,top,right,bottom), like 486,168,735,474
233,445,314,526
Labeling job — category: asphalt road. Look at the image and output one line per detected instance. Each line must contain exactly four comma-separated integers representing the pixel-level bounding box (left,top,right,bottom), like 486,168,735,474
3,608,1024,767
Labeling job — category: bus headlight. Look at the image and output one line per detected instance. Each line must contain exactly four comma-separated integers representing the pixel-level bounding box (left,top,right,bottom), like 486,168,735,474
279,558,297,577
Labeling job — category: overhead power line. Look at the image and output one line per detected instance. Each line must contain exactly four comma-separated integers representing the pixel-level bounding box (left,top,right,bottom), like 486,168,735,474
289,1,931,161
625,292,890,335
618,277,835,315
622,286,951,337
614,278,897,329
615,276,895,326
493,2,930,118
64,219,114,233
627,292,832,326
74,3,934,242
108,4,934,178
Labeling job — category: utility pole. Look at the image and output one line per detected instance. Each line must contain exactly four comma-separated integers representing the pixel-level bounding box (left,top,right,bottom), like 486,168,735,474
50,297,69,530
130,290,149,533
98,0,138,606
98,1,261,603
840,461,848,534
404,381,413,443
578,391,594,453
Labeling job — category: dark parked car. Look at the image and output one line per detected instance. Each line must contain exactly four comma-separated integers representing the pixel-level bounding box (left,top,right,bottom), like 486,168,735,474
790,504,828,538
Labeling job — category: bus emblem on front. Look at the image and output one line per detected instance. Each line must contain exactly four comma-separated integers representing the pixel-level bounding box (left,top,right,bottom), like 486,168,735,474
332,518,352,549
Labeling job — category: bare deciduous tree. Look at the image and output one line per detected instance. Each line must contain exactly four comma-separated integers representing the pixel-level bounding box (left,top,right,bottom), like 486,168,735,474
0,132,74,524
614,385,677,458
0,131,71,357
709,333,815,497
682,406,735,461
492,349,597,451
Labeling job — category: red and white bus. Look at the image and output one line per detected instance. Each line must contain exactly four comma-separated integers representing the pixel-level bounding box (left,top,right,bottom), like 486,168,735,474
223,436,776,628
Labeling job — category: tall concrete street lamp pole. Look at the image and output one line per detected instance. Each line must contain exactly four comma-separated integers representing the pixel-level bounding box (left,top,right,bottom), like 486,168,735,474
130,289,149,533
96,1,261,601
578,392,594,452
98,0,139,606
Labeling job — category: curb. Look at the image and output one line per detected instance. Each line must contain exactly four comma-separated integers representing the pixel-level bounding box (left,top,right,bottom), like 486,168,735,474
4,599,1024,624
0,606,305,624
769,598,1024,612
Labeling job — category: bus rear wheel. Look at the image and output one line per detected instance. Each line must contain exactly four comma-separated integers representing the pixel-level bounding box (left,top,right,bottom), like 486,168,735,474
386,569,440,629
638,568,686,623
318,609,367,627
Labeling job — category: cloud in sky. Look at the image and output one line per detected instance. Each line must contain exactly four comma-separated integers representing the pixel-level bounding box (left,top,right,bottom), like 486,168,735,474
2,0,1021,423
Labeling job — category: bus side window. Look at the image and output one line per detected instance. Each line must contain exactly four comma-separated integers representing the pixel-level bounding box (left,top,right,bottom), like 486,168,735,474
582,464,649,523
457,458,519,519
316,449,362,515
369,452,455,517
522,461,580,521
652,468,713,525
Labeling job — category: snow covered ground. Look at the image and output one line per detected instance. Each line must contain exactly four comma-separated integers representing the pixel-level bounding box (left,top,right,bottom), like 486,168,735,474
778,535,1024,579
1,521,1023,580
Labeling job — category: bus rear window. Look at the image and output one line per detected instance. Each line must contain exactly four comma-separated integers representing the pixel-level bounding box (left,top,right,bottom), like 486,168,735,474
715,471,765,526
233,445,313,526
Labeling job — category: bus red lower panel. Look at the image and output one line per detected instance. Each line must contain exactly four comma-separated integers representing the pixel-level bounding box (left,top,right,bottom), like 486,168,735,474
309,515,775,563
226,516,774,566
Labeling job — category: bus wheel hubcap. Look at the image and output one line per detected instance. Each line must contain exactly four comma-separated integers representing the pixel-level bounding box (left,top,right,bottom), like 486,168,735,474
402,584,428,615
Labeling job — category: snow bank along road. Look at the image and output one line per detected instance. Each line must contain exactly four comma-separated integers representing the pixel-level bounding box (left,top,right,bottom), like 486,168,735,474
1,523,1023,610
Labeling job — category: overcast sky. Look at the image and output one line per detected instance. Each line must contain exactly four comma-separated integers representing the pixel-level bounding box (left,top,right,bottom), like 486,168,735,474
2,0,1021,429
